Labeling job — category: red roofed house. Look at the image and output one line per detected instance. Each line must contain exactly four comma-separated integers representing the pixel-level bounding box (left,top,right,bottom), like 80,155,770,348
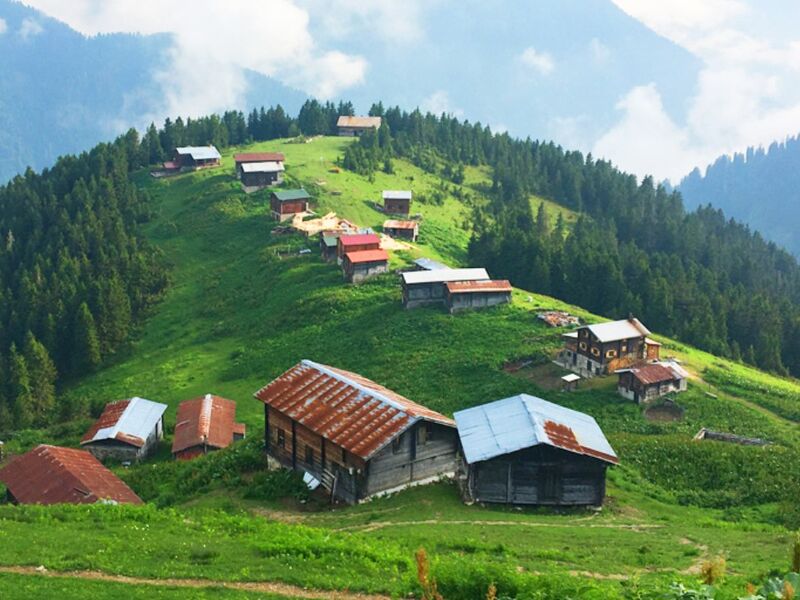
172,394,247,460
617,361,689,403
445,280,512,313
336,233,380,265
383,219,418,242
343,249,389,283
254,359,459,504
81,397,167,462
0,445,142,505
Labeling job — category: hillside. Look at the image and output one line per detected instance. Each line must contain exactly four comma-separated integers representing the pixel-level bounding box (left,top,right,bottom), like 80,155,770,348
3,135,800,599
678,135,800,257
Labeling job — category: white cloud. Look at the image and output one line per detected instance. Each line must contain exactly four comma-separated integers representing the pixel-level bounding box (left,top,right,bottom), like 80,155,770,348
421,90,464,117
286,50,367,100
610,0,747,35
19,17,43,39
589,38,611,64
0,18,7,35
519,46,554,75
298,0,426,43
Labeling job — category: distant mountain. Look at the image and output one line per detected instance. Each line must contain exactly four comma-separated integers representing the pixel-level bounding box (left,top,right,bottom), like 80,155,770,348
677,136,800,256
0,0,306,182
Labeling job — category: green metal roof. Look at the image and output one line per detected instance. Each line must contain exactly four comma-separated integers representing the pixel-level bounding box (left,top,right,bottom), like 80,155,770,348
272,188,310,202
321,234,338,247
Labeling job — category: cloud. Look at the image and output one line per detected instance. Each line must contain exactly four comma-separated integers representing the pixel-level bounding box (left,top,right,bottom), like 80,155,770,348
297,0,427,43
19,17,43,39
0,18,7,35
421,90,464,117
20,0,366,122
519,46,554,75
610,0,747,34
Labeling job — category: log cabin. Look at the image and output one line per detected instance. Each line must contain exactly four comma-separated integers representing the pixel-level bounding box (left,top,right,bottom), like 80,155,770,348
270,189,310,221
172,394,246,460
454,394,617,507
342,249,389,283
383,219,419,242
254,360,459,504
382,190,412,215
401,268,489,308
336,115,382,137
234,152,285,178
80,397,167,462
173,146,221,169
616,361,688,403
239,161,285,189
445,280,512,313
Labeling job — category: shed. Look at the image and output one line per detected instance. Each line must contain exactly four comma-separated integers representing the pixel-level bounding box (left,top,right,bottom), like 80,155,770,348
172,394,246,460
401,268,489,308
0,445,142,505
337,233,381,264
383,219,419,242
174,146,221,169
343,249,389,283
234,152,285,178
239,161,285,189
271,189,310,221
454,394,617,506
617,361,688,403
561,373,580,392
337,115,382,137
254,359,459,504
81,397,167,462
382,190,412,215
445,279,512,313
319,230,341,261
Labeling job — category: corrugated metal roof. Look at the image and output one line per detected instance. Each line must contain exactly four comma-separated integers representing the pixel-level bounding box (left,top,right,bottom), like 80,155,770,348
382,190,412,200
234,152,285,163
402,268,489,285
337,115,382,129
0,445,142,505
172,394,245,455
446,279,512,294
414,258,451,271
176,146,221,160
345,249,389,264
81,397,167,448
254,360,455,460
339,233,380,246
240,161,285,173
618,361,688,385
454,394,618,466
272,189,310,202
383,219,417,230
585,318,651,343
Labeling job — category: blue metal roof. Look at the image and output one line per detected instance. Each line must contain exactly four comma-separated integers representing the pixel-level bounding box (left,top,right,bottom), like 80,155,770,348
414,258,451,271
454,394,618,465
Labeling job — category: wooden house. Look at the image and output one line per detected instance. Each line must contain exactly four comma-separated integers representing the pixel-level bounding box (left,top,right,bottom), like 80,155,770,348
80,397,167,462
382,190,412,215
254,359,459,504
336,115,382,137
617,361,688,403
343,249,389,283
173,146,221,169
557,317,660,377
234,152,285,177
445,280,512,313
0,445,142,505
172,394,246,460
454,394,618,507
383,219,418,242
401,268,489,309
319,231,341,261
336,233,380,265
240,162,285,189
270,189,310,221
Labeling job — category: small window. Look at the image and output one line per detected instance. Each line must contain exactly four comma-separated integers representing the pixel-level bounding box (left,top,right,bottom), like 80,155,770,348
579,329,587,337
591,347,600,357
276,429,286,449
606,349,617,358
621,344,627,353
392,435,402,454
579,342,588,351
417,424,428,446
305,445,314,465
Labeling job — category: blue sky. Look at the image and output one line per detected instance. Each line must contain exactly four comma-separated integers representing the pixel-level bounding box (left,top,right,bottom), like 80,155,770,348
9,0,800,181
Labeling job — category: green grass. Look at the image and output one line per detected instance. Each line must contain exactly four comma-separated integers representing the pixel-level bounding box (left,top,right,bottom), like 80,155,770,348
4,136,800,598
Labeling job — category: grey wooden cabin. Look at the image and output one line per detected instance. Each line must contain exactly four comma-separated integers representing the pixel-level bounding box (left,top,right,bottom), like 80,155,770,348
401,268,490,309
454,394,617,507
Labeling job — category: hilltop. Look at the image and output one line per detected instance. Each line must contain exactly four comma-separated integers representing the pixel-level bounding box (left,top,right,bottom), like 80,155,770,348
3,135,800,598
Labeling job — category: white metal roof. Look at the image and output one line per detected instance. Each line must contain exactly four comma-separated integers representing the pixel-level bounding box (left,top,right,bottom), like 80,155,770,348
240,161,285,173
176,146,221,160
586,318,650,343
561,373,581,383
454,394,618,465
86,397,167,445
401,268,489,285
414,258,451,271
382,190,412,200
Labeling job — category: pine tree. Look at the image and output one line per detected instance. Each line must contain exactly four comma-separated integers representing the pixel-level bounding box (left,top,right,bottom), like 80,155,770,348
8,343,33,429
73,302,101,373
22,331,57,426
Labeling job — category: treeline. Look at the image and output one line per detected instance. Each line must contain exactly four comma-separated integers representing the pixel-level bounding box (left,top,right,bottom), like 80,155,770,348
0,131,168,429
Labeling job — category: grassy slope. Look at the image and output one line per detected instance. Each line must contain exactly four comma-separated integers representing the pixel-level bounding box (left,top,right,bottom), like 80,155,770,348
4,136,800,597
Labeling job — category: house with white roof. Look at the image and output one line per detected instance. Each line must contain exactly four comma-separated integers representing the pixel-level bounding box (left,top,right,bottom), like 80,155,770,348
401,268,490,308
171,146,221,170
80,397,168,462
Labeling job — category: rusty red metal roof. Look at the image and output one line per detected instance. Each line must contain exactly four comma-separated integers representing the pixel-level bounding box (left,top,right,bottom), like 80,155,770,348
234,152,285,163
254,360,455,460
81,399,137,446
0,445,142,505
339,233,380,247
345,249,389,265
625,363,680,386
172,394,245,455
446,280,512,294
383,219,417,230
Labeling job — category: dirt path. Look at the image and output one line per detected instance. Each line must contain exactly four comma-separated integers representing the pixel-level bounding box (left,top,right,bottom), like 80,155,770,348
334,518,664,533
0,566,391,600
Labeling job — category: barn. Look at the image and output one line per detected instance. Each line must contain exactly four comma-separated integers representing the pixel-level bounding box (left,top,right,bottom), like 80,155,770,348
382,190,412,215
270,189,310,221
336,233,381,265
254,359,459,504
383,219,418,241
454,394,617,507
617,361,689,403
337,115,382,137
343,249,389,283
0,445,142,505
173,146,221,170
80,397,167,462
401,268,489,308
172,394,246,460
239,161,285,189
445,280,512,313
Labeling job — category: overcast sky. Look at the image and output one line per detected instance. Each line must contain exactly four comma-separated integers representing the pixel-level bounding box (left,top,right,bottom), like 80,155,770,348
18,0,800,182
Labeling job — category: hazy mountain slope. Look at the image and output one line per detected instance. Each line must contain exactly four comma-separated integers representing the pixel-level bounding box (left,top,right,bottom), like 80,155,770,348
678,135,800,256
